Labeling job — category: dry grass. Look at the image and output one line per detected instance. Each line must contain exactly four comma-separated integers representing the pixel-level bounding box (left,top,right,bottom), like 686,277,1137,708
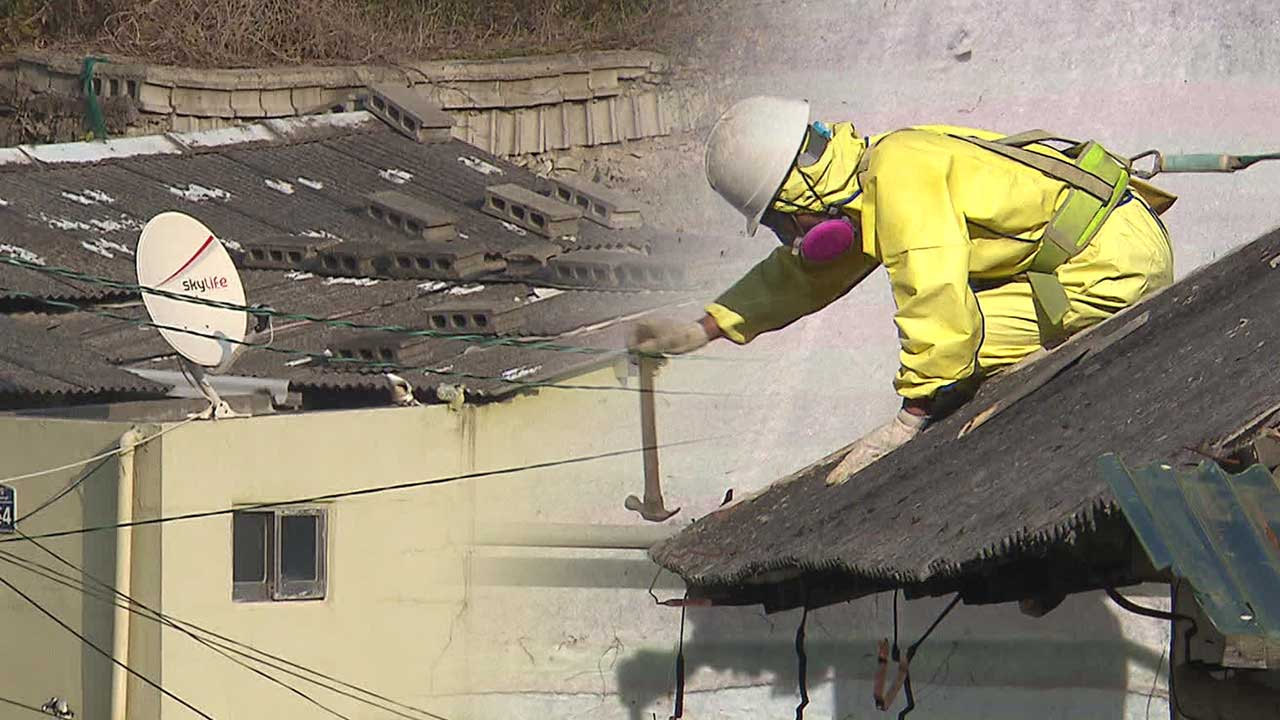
0,0,709,67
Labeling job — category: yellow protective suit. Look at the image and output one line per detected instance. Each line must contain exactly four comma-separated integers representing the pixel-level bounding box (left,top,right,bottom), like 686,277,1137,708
706,123,1174,401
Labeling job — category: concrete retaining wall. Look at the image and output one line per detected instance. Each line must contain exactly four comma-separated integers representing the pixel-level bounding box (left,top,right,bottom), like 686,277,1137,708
2,50,707,155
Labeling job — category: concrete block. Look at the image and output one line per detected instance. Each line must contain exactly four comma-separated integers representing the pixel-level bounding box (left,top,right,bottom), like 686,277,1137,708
366,84,455,144
542,105,568,151
366,190,458,241
289,86,325,114
136,82,173,113
541,176,642,229
491,111,516,156
562,102,590,147
633,91,661,138
231,89,264,118
171,86,234,118
458,80,505,109
587,98,618,146
513,107,543,155
558,71,593,101
377,246,499,281
16,62,51,92
588,68,620,94
48,70,80,96
483,183,581,238
259,88,295,117
616,96,639,141
241,234,340,271
170,115,198,133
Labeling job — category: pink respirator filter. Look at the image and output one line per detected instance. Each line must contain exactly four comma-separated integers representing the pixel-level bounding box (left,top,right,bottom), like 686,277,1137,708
797,218,855,263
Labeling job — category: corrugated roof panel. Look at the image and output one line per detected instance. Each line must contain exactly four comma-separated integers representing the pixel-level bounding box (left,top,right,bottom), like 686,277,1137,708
1100,455,1280,640
119,152,381,243
0,315,167,398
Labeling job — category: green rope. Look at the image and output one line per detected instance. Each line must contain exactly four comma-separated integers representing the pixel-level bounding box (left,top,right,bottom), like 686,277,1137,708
79,56,109,141
0,287,733,398
0,254,734,363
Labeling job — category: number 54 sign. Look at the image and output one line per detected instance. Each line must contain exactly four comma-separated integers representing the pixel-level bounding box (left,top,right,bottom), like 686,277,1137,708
0,484,14,533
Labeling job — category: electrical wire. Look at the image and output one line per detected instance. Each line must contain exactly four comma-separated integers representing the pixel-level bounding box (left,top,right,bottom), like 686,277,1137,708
5,289,736,399
0,434,723,545
1105,584,1203,720
0,416,197,486
0,693,53,717
0,540,445,720
15,530,446,719
15,456,112,524
0,569,216,720
0,255,739,364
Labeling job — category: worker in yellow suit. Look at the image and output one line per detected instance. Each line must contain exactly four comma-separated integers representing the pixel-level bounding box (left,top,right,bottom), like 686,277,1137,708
630,96,1174,485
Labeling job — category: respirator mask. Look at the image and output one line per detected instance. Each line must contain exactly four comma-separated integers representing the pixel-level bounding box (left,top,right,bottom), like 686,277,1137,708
761,121,862,264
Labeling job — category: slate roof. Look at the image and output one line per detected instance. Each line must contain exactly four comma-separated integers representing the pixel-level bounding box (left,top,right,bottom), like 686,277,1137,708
650,227,1280,612
0,111,728,407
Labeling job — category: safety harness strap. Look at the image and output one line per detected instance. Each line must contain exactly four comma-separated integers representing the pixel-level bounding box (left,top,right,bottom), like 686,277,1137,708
946,131,1132,345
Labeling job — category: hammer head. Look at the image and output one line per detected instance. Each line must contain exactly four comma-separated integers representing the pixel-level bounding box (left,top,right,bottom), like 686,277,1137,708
625,494,680,522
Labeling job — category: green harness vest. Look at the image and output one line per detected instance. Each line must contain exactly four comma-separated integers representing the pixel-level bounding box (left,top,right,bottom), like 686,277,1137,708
949,130,1135,346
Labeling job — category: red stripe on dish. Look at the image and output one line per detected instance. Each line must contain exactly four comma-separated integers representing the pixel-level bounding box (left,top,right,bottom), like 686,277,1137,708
157,235,216,287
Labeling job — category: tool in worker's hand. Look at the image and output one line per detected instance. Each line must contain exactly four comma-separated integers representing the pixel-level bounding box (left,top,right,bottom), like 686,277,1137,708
1130,149,1280,179
624,355,681,522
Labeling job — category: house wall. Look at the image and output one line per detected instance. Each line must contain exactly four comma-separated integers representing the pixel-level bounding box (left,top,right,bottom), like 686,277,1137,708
0,416,140,720
0,371,1173,720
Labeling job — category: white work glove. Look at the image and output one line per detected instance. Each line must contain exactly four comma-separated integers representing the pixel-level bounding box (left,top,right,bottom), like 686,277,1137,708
825,409,929,486
628,318,712,356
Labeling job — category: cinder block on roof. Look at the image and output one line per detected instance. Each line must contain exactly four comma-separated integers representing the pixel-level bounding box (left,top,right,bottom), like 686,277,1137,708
366,84,454,144
544,250,688,289
483,183,581,238
240,234,342,272
540,175,643,229
366,190,458,242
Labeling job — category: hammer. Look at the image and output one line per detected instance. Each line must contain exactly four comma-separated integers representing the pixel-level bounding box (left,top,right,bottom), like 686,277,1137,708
624,355,680,522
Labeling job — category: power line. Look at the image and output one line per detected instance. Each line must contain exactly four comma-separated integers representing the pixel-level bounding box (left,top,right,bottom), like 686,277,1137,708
0,569,216,720
0,693,53,717
5,289,735,399
0,435,717,545
0,537,444,720
0,417,197,487
0,255,736,364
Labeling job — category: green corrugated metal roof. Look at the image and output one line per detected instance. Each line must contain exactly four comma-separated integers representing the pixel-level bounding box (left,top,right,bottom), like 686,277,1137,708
1099,454,1280,639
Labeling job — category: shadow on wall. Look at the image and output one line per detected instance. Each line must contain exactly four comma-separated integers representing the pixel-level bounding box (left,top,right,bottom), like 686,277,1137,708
615,590,1166,720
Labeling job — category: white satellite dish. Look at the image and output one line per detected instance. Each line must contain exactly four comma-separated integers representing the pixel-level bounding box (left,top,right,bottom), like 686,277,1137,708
136,211,250,419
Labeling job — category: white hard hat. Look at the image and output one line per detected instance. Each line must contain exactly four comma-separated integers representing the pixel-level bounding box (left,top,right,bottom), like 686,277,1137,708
704,96,811,237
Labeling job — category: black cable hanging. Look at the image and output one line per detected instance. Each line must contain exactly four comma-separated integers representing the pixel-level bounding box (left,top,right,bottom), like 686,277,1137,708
873,591,963,718
794,605,810,720
670,602,687,720
1105,584,1204,720
0,571,216,720
1,435,720,545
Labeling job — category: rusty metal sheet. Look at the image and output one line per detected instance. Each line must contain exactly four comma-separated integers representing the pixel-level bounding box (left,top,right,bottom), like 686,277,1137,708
1100,454,1280,639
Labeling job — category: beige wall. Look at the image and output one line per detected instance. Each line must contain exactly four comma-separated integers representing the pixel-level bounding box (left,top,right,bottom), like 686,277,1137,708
146,364,656,719
0,416,137,720
0,362,1177,720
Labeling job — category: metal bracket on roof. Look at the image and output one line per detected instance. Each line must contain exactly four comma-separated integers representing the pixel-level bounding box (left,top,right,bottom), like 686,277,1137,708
179,359,247,420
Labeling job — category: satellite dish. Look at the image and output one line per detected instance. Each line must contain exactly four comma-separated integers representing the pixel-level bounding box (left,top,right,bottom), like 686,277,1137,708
136,212,250,419
136,211,248,367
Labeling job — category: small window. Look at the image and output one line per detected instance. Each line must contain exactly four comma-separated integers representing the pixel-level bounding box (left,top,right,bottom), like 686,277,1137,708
233,507,327,603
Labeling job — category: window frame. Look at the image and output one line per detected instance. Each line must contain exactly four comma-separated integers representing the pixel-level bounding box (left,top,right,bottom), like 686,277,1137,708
231,505,328,603
272,507,328,601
